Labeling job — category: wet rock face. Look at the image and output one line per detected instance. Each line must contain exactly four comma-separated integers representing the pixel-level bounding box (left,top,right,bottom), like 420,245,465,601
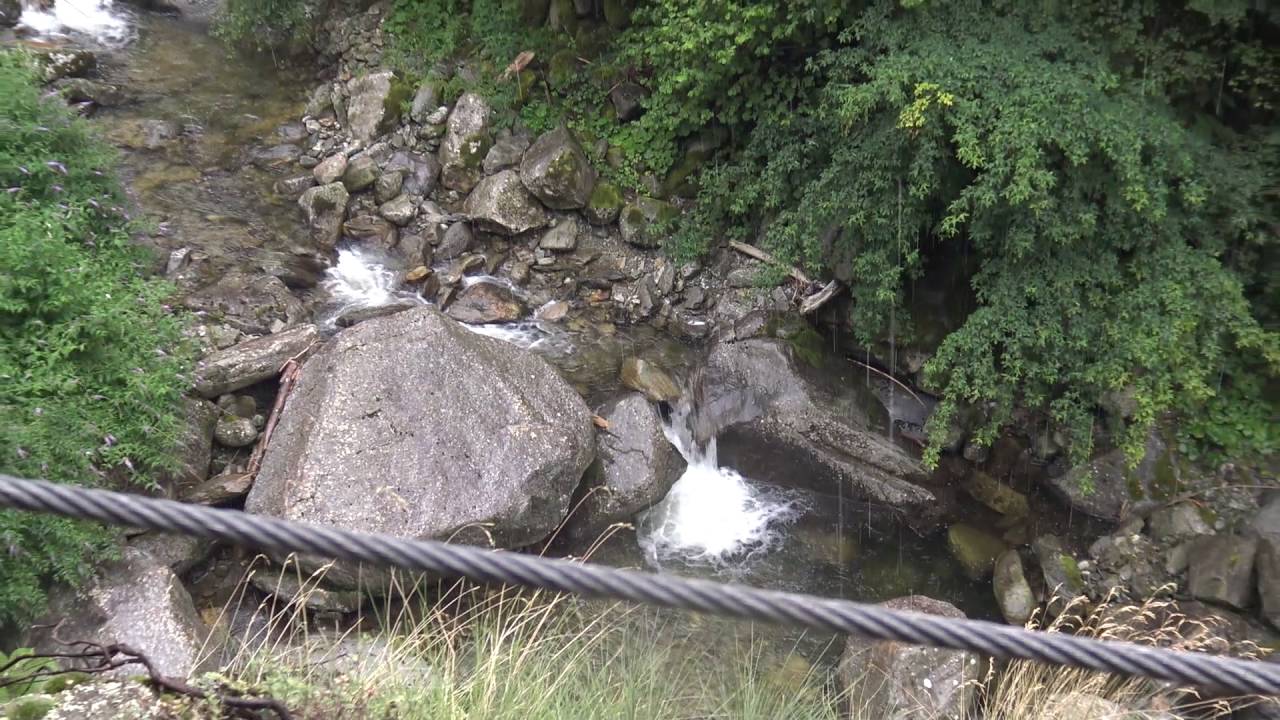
947,523,1007,580
445,281,526,324
837,596,979,720
246,307,595,588
30,548,222,680
562,393,686,543
519,127,597,210
1187,534,1258,609
620,357,681,402
439,92,492,193
0,0,18,28
462,169,549,236
700,335,943,530
298,182,350,248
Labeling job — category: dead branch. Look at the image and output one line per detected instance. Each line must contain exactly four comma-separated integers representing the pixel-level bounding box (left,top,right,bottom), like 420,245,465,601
17,628,295,719
846,356,928,410
727,240,812,285
247,357,301,478
799,279,843,315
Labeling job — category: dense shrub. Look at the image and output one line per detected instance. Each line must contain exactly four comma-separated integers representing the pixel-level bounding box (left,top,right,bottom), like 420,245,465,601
0,54,191,627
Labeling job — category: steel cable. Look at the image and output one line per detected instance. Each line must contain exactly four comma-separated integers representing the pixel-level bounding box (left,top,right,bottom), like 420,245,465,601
0,473,1275,696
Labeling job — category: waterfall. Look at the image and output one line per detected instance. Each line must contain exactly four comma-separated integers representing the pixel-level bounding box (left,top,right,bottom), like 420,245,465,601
318,246,425,328
637,402,802,569
19,0,133,47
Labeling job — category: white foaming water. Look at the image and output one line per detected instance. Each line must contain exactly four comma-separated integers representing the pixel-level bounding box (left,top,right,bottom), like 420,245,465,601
320,247,424,327
638,404,801,568
20,1,133,47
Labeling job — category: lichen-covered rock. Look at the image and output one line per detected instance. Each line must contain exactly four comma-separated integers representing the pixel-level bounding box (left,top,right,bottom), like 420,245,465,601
519,127,597,209
214,414,258,448
445,281,526,324
539,216,579,251
584,179,623,225
345,70,403,142
379,194,417,226
838,596,979,720
1033,534,1085,614
947,523,1007,580
374,169,405,203
31,548,222,679
619,197,676,248
439,93,493,192
298,183,349,248
313,153,348,185
1045,430,1181,522
961,471,1029,518
1187,534,1257,609
342,153,379,192
462,170,548,236
1148,502,1214,542
245,307,594,588
993,550,1035,625
409,81,440,123
193,324,318,398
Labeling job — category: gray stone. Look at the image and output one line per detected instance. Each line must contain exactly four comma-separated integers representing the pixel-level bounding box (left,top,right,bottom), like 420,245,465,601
345,70,399,142
609,81,647,122
539,217,579,251
249,566,364,614
409,81,440,123
31,548,221,679
181,471,254,506
312,154,349,185
56,78,127,107
45,680,169,720
128,532,211,575
386,150,441,197
519,127,597,209
245,307,594,588
374,169,405,203
483,133,532,175
960,471,1029,518
620,357,681,402
463,170,549,236
1148,502,1214,542
563,394,686,543
437,222,475,259
305,84,334,118
218,394,256,419
334,301,419,328
35,49,96,83
181,272,306,337
214,415,258,448
1258,538,1280,629
439,92,492,192
445,281,526,324
1253,494,1280,544
837,596,978,720
397,233,430,266
1046,430,1179,522
250,143,299,170
993,550,1035,625
584,179,624,225
1040,693,1128,720
379,194,417,226
619,197,676,248
0,0,19,28
695,336,941,530
274,173,315,198
1033,534,1085,614
343,214,398,250
342,153,379,192
159,397,216,487
298,183,349,248
193,324,318,398
1187,534,1257,609
947,523,1007,580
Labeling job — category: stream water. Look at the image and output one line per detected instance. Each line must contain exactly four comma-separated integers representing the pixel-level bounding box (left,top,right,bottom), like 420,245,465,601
25,0,1010,679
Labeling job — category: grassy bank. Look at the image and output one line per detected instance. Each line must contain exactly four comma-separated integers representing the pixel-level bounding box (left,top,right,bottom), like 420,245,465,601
0,52,191,627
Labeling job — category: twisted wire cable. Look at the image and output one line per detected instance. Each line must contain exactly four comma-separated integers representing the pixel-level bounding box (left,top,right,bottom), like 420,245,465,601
0,474,1275,696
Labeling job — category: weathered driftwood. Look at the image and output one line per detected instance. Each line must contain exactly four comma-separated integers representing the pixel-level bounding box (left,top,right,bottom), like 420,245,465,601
727,240,812,285
800,279,843,315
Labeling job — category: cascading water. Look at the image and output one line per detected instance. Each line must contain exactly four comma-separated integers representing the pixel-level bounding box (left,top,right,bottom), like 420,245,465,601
638,402,803,569
318,246,425,328
19,0,133,47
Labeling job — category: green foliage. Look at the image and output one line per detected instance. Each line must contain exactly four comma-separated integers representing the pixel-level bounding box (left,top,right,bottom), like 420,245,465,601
213,0,314,55
0,649,57,702
0,54,191,628
675,1,1278,467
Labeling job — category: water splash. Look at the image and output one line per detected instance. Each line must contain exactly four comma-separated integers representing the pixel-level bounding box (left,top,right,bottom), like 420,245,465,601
20,0,133,47
638,402,802,569
319,246,424,328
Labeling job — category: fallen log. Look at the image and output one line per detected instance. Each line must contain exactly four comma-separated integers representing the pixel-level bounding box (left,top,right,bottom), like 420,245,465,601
799,279,843,315
727,240,811,285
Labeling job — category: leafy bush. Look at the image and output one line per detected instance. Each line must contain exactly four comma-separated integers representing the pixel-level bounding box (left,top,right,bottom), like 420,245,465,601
213,0,315,55
0,53,191,627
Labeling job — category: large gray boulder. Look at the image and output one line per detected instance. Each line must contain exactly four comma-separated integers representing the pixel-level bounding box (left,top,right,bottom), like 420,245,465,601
519,127,597,209
345,71,400,142
837,596,979,720
445,281,526,324
1045,430,1180,522
30,548,222,679
563,394,686,543
298,183,349,248
385,150,441,197
463,170,549,236
439,93,492,193
694,335,942,530
246,307,595,587
193,324,318,398
1187,534,1257,609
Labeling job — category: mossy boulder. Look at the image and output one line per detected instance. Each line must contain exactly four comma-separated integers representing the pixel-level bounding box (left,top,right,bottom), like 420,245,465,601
1032,534,1085,615
603,0,633,29
345,71,403,142
519,127,597,209
462,170,549,236
1044,429,1181,522
439,93,493,193
520,0,551,25
947,523,1008,581
584,179,624,225
619,197,677,248
547,48,579,90
961,471,1030,518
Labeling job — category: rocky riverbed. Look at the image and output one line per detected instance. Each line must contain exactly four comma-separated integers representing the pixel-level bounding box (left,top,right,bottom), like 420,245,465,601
7,2,1278,718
